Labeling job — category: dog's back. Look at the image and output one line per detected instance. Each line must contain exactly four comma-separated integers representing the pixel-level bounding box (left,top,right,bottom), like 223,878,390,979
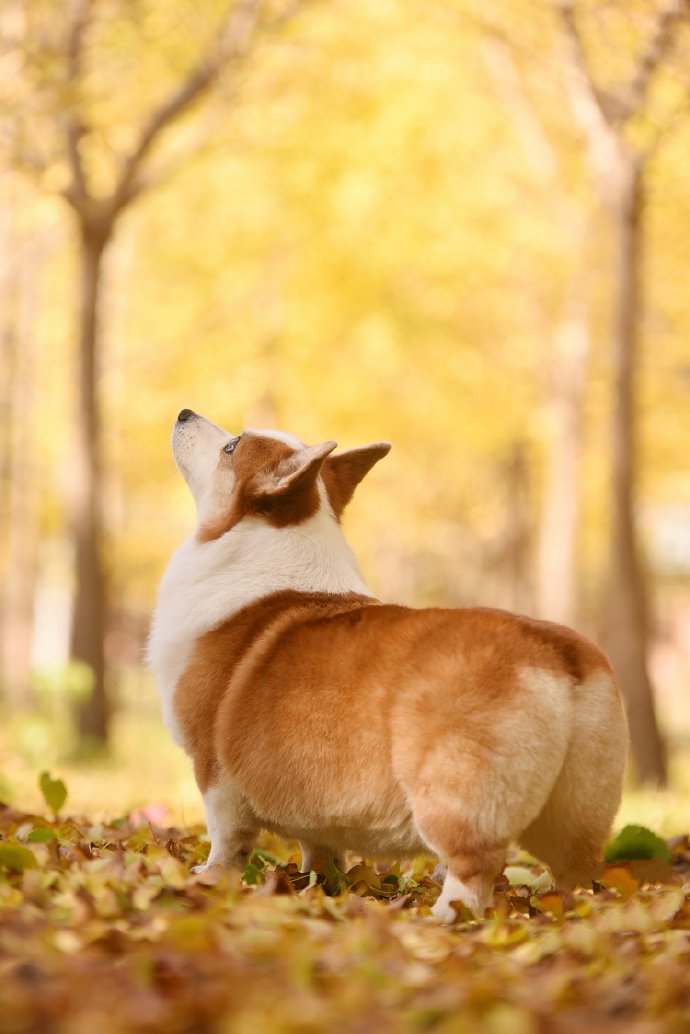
150,411,628,921
172,588,627,919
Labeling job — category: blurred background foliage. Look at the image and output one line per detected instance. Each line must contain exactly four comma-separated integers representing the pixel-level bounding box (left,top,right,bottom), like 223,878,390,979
1,0,690,827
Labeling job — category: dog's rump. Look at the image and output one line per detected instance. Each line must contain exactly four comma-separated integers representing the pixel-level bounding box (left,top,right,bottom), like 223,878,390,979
175,591,620,846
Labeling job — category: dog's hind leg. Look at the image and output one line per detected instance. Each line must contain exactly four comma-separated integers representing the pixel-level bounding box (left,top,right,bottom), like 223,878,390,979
410,785,509,921
429,833,508,922
397,670,574,922
519,669,627,888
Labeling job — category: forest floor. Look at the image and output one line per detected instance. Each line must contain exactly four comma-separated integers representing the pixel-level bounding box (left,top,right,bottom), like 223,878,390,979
1,787,690,1034
2,699,690,1033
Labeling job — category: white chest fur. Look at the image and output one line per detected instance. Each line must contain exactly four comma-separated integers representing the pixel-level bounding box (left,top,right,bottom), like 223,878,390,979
147,494,372,747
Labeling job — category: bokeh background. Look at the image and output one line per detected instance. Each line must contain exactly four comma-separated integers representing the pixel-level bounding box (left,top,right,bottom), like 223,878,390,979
1,0,689,832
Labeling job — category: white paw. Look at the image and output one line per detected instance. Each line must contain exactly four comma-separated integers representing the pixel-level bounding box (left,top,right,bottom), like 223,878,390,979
432,871,491,922
190,863,209,874
431,898,459,924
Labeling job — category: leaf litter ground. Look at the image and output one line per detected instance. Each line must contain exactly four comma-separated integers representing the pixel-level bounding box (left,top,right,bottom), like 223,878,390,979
2,801,690,1034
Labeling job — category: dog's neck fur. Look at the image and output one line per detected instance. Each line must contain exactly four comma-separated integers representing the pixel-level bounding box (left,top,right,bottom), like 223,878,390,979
148,488,372,743
156,490,370,637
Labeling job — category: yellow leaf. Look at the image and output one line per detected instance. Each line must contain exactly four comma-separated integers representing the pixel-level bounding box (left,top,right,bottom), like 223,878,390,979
347,863,381,890
159,856,186,890
482,920,530,948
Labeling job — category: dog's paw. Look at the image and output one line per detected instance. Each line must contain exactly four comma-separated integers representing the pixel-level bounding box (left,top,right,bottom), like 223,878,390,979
432,872,492,923
431,897,459,924
190,863,209,874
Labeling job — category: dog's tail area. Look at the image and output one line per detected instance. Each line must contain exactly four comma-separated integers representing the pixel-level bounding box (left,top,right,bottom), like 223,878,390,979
518,665,628,886
400,662,579,918
399,651,626,918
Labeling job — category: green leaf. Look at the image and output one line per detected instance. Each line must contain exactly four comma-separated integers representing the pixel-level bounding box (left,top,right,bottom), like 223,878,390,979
243,862,264,886
27,827,57,843
604,824,671,863
252,847,283,866
322,862,349,896
39,771,68,816
0,842,37,873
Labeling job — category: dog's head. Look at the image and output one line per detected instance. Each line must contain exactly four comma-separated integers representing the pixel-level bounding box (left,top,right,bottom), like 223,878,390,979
172,409,390,542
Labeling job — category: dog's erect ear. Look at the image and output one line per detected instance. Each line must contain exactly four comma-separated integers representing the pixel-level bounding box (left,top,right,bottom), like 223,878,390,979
322,442,391,520
262,441,338,501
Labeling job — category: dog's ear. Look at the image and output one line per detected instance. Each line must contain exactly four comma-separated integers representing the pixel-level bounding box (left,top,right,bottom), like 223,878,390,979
261,441,338,503
322,442,391,520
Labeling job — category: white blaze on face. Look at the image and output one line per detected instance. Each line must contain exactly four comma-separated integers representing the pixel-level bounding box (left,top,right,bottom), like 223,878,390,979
172,412,235,511
173,416,312,525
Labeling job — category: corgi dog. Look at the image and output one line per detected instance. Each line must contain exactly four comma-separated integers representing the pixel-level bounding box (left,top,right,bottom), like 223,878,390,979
149,409,628,921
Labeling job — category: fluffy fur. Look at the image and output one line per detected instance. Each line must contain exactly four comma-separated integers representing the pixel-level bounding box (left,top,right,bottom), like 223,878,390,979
149,410,628,922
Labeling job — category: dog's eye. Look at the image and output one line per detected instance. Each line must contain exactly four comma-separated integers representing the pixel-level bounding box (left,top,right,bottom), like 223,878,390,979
224,436,241,455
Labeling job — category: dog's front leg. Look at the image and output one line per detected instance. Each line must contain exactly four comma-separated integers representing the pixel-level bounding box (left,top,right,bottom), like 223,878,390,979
299,842,343,873
192,779,259,873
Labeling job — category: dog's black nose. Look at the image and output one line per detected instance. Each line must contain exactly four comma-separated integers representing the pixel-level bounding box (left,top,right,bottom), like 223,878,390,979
177,408,196,423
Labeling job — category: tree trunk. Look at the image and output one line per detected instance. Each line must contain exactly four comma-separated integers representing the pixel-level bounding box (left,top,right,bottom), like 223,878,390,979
0,181,46,705
504,440,533,614
71,220,110,744
536,297,590,627
603,153,667,786
0,241,41,704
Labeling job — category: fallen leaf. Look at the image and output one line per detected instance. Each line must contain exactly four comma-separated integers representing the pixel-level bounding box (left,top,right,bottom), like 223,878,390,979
600,864,640,899
0,842,37,873
38,772,68,817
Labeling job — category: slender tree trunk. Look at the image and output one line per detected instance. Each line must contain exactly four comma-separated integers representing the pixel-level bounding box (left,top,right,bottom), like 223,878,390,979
536,297,590,627
71,219,110,743
53,0,272,746
0,187,43,705
1,246,41,704
603,154,666,786
504,440,532,614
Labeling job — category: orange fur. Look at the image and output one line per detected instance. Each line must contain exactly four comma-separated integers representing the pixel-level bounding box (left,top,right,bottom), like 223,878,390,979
321,444,392,520
174,592,626,900
153,412,629,920
198,434,325,542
